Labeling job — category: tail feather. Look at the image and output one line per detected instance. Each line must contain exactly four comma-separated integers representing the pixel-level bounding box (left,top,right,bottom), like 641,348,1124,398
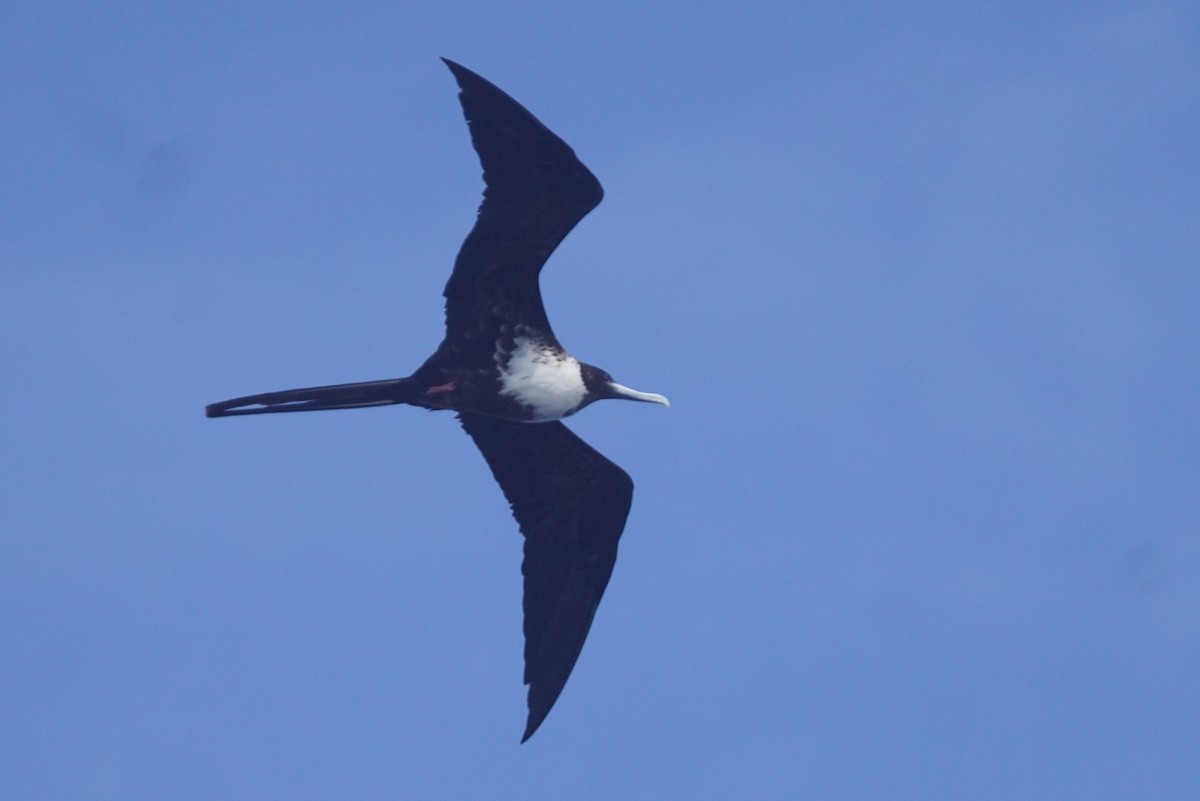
206,377,424,417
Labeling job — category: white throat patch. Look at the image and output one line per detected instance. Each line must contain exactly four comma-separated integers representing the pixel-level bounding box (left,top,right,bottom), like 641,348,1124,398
497,337,587,421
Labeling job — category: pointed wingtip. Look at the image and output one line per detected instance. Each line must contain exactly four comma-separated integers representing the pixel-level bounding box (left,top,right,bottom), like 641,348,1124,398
441,57,472,85
522,683,558,743
520,713,544,744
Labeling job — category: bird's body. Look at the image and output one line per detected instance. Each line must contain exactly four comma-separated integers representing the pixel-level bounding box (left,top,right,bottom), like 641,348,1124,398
206,59,667,742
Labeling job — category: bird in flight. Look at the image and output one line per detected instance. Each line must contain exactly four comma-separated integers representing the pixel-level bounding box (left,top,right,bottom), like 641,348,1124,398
206,58,669,742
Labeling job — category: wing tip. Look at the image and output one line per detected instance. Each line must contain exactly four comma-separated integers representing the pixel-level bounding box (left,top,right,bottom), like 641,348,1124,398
441,57,481,91
521,704,549,743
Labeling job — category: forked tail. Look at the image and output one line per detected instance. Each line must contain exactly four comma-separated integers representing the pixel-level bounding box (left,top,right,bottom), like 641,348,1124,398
206,377,428,417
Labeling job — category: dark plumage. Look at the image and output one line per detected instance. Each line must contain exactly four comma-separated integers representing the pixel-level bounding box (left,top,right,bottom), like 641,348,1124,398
206,59,668,742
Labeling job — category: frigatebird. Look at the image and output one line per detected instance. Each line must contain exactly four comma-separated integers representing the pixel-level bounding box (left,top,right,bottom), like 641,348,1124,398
206,59,669,742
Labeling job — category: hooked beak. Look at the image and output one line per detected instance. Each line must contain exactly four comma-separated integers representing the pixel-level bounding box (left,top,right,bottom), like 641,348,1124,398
605,382,670,408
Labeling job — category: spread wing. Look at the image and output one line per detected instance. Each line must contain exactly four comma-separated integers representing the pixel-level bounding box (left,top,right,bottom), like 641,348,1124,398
457,413,633,742
435,59,604,369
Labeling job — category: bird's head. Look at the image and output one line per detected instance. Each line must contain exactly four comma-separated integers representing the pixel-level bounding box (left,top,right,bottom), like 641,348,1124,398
579,363,670,410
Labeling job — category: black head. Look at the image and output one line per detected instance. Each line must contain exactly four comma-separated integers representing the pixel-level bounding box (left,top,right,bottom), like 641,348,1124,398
579,363,670,409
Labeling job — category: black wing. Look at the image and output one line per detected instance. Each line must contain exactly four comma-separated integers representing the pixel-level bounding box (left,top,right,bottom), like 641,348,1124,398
457,413,633,742
435,59,604,369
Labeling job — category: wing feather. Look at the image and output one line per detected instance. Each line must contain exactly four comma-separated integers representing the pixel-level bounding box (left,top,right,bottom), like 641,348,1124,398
436,59,603,367
457,413,633,741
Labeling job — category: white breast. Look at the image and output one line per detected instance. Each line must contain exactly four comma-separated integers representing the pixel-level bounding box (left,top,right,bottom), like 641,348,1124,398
497,337,587,421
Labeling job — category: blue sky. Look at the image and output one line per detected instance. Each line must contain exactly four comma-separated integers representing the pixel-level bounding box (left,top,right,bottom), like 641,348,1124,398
3,2,1198,799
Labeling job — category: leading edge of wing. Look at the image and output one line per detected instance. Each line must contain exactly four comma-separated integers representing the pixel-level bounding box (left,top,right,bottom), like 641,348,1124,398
439,59,604,347
456,413,633,742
